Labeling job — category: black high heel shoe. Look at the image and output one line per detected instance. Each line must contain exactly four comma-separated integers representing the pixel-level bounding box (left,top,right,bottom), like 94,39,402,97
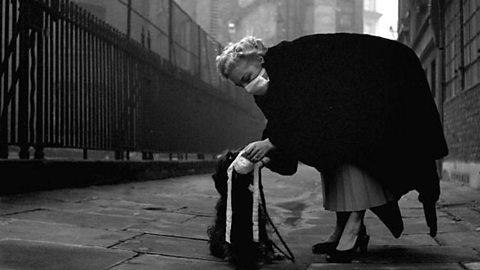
312,241,338,254
314,224,367,255
325,233,370,263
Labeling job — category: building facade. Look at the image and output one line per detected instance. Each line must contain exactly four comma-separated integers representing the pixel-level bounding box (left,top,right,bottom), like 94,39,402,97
398,0,480,189
363,0,382,35
176,0,364,47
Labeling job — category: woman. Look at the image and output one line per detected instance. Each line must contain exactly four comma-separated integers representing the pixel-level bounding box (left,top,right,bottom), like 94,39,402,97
215,34,448,263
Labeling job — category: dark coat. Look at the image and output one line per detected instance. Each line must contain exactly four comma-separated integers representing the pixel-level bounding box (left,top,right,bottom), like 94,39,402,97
255,33,448,235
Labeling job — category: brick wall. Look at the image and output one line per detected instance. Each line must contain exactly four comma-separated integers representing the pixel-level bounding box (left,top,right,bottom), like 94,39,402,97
443,84,480,162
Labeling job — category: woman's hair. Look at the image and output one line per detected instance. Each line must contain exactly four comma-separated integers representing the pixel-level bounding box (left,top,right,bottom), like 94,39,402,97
215,36,268,79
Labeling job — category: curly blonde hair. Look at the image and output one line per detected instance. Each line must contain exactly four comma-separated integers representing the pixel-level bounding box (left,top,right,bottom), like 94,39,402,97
216,36,268,79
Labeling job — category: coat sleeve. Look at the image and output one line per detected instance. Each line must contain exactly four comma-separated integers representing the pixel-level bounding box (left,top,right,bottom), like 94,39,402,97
261,119,298,175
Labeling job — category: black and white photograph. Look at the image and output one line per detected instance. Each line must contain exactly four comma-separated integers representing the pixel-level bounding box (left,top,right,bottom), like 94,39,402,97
1,0,479,269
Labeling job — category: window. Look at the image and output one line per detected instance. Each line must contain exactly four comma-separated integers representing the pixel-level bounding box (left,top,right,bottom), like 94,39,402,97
336,0,356,32
364,0,375,11
364,22,376,34
339,15,353,27
444,0,461,100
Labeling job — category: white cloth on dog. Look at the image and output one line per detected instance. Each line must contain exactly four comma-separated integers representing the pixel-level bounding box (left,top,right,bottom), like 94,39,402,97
233,154,254,174
225,150,261,243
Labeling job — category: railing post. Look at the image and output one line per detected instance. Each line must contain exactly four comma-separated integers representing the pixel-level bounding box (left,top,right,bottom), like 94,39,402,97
115,150,124,160
147,31,151,51
18,0,31,159
126,0,132,38
197,25,202,77
34,3,45,160
142,151,153,160
34,146,44,159
168,0,173,62
0,145,6,159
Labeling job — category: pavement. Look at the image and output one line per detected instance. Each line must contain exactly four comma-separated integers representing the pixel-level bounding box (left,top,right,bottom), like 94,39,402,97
0,164,479,270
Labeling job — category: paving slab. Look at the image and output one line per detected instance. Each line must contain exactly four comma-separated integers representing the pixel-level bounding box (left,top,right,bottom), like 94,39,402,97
363,216,470,236
368,233,438,246
358,245,480,263
287,216,462,239
100,193,215,213
114,233,221,261
308,263,464,270
440,207,480,229
90,195,216,217
0,203,40,216
0,218,140,247
438,181,480,206
274,242,327,267
464,262,480,270
5,209,152,231
0,239,135,270
89,207,195,221
395,207,448,218
435,231,480,247
109,254,231,270
1,196,100,213
31,188,104,203
86,199,171,212
127,216,212,240
175,203,217,217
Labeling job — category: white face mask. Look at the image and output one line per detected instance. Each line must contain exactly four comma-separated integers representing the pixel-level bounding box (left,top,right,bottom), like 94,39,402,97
244,68,269,95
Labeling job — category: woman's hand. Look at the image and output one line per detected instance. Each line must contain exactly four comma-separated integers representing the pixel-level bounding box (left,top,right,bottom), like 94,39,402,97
242,139,276,162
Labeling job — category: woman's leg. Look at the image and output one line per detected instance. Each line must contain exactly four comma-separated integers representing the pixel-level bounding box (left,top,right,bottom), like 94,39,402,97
326,211,350,242
313,211,351,254
336,210,366,251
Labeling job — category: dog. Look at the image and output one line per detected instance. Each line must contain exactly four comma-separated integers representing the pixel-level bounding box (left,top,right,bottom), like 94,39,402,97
207,149,278,269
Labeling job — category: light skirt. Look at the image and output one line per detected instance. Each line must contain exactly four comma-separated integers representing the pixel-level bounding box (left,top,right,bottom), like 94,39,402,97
322,164,396,212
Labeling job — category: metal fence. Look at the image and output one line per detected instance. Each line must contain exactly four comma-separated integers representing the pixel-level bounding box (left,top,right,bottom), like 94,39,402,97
0,0,264,160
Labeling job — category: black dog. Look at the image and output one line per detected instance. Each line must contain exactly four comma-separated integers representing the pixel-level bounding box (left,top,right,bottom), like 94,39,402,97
207,150,278,269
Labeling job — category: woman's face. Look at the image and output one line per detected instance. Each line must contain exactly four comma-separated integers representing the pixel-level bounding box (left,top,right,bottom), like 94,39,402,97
228,59,263,88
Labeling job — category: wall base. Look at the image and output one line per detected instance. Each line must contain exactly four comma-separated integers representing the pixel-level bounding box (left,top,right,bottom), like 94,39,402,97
442,160,480,189
0,159,217,195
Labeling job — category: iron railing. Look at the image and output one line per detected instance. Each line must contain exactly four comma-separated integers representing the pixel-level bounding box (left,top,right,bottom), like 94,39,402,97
0,0,264,160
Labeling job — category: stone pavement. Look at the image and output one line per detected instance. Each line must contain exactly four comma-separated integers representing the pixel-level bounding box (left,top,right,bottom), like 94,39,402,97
0,164,479,270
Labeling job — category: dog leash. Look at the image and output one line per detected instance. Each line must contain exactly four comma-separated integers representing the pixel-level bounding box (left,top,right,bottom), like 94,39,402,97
258,166,296,262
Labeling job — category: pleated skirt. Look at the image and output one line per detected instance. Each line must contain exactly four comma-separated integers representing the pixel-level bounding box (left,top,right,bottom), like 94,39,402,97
321,164,397,212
